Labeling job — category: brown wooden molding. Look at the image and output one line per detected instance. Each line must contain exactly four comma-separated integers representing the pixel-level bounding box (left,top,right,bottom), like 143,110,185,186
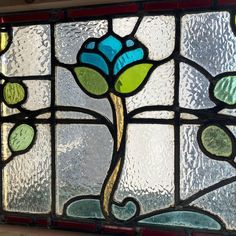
0,0,138,13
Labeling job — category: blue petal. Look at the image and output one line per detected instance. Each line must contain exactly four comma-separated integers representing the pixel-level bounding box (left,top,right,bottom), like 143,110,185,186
85,41,95,49
126,39,135,47
113,48,144,75
98,35,122,62
79,52,109,75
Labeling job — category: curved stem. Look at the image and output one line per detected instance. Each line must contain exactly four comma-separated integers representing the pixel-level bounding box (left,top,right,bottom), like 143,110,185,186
102,92,126,219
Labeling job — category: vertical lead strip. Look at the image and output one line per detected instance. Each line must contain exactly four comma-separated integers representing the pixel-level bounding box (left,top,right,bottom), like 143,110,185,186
50,23,56,222
174,13,181,206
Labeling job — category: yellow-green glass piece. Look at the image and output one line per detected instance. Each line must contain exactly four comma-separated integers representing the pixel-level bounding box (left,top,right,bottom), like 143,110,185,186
201,125,232,157
0,31,9,53
9,124,35,153
3,82,25,105
114,63,153,94
74,67,108,96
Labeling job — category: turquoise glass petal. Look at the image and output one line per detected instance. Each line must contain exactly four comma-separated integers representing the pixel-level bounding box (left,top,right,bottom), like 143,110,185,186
98,35,122,62
139,211,221,230
85,41,95,49
112,201,137,221
79,52,109,75
66,199,104,219
126,39,135,47
113,48,144,75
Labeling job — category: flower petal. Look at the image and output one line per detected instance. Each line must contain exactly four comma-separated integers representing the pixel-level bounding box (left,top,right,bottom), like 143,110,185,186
74,66,109,96
98,35,122,62
79,52,109,75
113,48,144,75
114,63,153,94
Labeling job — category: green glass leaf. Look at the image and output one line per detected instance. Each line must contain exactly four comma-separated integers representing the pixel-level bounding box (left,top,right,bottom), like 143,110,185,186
66,199,104,219
139,211,221,230
74,67,108,96
200,125,233,158
9,124,35,153
112,201,137,221
3,82,25,105
114,63,153,94
214,76,236,105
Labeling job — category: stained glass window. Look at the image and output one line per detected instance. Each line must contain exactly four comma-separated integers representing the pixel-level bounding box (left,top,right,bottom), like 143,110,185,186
0,1,236,235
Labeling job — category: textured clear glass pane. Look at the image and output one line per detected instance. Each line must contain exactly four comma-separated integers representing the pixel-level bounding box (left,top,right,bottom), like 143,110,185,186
0,25,51,76
192,182,236,230
181,12,236,76
180,113,198,120
179,63,215,109
115,124,174,214
126,60,174,113
133,111,174,119
180,125,235,200
113,17,138,37
135,16,175,60
56,111,95,119
3,124,51,213
55,67,112,121
56,124,113,215
218,108,236,117
55,20,108,64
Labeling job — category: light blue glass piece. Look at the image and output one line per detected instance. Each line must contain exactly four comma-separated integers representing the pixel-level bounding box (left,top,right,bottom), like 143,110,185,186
112,201,137,221
66,199,104,219
126,39,135,47
80,52,109,75
85,41,95,49
98,35,122,62
113,48,144,75
139,211,221,230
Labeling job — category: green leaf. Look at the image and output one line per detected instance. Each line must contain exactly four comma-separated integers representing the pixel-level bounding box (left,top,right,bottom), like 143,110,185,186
214,76,236,105
3,82,26,105
74,67,108,96
9,124,35,153
114,63,153,94
200,125,233,158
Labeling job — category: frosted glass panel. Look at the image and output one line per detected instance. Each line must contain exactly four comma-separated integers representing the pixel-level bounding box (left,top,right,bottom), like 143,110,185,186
2,124,51,213
115,124,175,214
135,16,175,60
0,25,51,76
126,60,174,113
181,12,236,76
55,20,108,64
180,125,235,200
113,17,138,37
56,124,113,215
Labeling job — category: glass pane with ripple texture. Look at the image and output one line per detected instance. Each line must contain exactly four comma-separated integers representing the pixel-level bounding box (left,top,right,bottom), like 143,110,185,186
133,111,174,119
192,182,236,230
181,12,236,76
135,16,175,60
115,124,174,214
126,60,174,113
180,125,235,200
179,63,215,109
55,67,112,121
0,25,51,76
113,17,138,37
56,124,113,215
55,20,108,64
3,124,51,213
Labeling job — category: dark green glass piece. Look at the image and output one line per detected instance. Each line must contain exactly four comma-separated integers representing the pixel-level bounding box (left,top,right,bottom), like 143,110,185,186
200,125,233,158
74,67,108,96
139,211,221,230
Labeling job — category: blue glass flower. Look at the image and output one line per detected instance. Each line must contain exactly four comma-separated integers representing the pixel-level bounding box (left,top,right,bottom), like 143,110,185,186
73,33,153,97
